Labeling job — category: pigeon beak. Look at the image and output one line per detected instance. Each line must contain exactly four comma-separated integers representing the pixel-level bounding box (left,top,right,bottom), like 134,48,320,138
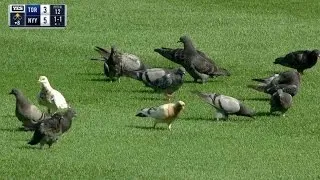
177,40,182,43
9,91,13,95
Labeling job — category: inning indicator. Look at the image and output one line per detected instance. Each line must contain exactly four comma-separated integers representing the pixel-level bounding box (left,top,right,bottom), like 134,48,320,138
8,4,67,28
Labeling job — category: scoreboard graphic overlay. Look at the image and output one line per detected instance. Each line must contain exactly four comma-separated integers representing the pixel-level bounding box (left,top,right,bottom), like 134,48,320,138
8,4,67,28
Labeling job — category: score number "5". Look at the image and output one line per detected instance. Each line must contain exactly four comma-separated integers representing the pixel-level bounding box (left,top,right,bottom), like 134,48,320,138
43,17,48,24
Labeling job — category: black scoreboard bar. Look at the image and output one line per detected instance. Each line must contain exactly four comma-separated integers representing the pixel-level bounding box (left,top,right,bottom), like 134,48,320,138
8,4,67,28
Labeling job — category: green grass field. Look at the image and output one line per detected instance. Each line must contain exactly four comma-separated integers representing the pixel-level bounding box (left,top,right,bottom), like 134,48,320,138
1,0,320,179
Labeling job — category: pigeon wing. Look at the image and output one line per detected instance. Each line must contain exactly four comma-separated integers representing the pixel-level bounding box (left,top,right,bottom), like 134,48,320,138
121,53,147,71
140,68,167,86
94,46,111,58
279,92,293,109
51,90,68,109
218,95,241,113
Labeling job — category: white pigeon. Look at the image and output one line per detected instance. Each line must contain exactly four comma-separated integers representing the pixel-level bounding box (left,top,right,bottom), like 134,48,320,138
136,101,185,130
37,76,68,114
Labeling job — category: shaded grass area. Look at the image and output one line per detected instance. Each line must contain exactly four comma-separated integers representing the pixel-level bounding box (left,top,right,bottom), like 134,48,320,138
0,0,320,179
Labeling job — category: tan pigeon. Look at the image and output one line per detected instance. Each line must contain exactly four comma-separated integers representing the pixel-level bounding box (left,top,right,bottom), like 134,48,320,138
136,101,185,130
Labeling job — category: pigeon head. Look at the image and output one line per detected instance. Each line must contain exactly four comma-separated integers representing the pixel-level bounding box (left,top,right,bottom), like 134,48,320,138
108,45,118,64
176,67,186,75
9,88,21,96
178,36,191,43
38,76,49,84
277,88,284,94
219,68,231,76
176,101,186,110
110,45,117,55
312,49,320,58
64,108,77,119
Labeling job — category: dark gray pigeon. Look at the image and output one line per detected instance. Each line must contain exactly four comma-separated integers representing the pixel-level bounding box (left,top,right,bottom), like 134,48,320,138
28,108,76,149
52,108,77,133
155,36,230,83
105,46,122,82
92,46,148,81
193,91,255,120
154,47,209,65
248,70,301,96
274,49,320,74
124,67,185,100
270,89,293,116
9,88,50,131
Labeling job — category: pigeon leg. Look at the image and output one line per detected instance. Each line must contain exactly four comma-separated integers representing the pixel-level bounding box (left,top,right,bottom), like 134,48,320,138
165,94,173,102
200,79,207,84
153,122,157,129
215,110,227,120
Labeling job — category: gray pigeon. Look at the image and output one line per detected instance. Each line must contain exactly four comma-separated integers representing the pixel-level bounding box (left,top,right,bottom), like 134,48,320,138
154,47,209,65
124,67,185,100
248,70,301,96
270,89,293,116
274,49,320,74
93,46,148,81
9,88,50,131
28,108,76,149
155,36,230,83
193,91,255,120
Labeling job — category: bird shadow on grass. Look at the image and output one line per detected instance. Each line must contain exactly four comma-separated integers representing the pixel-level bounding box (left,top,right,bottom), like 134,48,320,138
239,97,270,101
2,114,15,118
126,125,167,131
134,97,163,101
254,111,281,117
182,117,213,121
89,78,109,82
131,89,156,94
75,72,103,76
17,145,41,150
0,127,27,132
183,80,198,84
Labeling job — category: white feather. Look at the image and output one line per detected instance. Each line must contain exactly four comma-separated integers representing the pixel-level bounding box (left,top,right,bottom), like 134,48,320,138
37,76,68,113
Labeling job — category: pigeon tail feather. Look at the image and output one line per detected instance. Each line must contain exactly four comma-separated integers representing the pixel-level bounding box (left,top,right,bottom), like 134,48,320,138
28,128,43,145
252,78,266,83
274,57,284,64
95,46,111,57
135,112,148,117
247,85,265,92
